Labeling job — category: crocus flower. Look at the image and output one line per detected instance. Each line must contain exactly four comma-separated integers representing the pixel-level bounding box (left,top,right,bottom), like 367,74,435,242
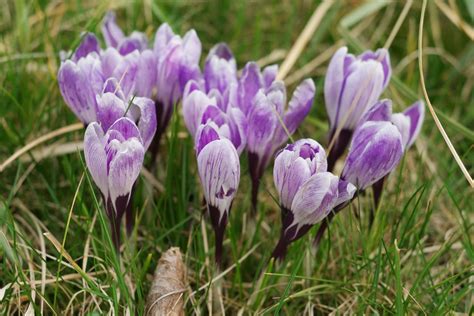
182,81,247,154
58,52,104,124
271,139,356,260
341,120,404,190
246,78,315,210
149,23,202,158
362,100,424,208
84,117,146,249
102,11,148,55
324,46,391,170
195,123,240,266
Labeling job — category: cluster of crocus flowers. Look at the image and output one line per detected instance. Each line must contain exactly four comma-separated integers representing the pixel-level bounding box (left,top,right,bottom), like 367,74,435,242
58,10,426,264
182,43,316,212
58,11,202,159
271,46,425,258
324,46,424,204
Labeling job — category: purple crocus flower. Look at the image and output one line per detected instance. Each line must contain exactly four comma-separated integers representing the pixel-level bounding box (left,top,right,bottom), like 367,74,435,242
325,46,391,171
148,23,202,158
182,80,247,154
271,139,356,260
245,78,315,211
84,117,146,249
102,11,148,55
362,99,424,208
195,123,240,266
341,120,404,190
58,52,104,124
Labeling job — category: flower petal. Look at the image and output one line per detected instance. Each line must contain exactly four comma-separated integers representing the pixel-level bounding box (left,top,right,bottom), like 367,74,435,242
238,62,262,115
403,100,425,148
338,60,385,130
290,172,339,227
108,138,145,215
153,23,175,55
262,64,278,89
182,89,217,137
335,179,356,206
84,123,108,199
135,49,157,98
130,97,157,150
391,113,410,149
324,46,351,130
275,79,315,145
273,150,312,209
102,11,125,48
96,92,127,131
58,57,103,123
182,29,202,65
195,122,221,155
246,90,278,156
73,33,100,61
360,99,392,124
108,117,142,141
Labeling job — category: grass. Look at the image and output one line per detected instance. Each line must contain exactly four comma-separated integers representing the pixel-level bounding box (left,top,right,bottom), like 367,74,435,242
1,0,473,314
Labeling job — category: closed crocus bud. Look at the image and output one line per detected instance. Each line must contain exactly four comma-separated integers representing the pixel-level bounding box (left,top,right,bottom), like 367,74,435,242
196,123,240,266
325,47,391,171
204,43,237,95
102,11,148,55
58,53,104,124
272,139,356,260
246,79,315,211
84,117,145,249
342,121,403,190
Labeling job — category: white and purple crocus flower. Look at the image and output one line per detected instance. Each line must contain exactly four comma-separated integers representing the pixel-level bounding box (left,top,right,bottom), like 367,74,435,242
357,98,425,207
245,74,316,211
324,46,391,170
271,139,355,260
84,115,156,250
195,123,240,266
